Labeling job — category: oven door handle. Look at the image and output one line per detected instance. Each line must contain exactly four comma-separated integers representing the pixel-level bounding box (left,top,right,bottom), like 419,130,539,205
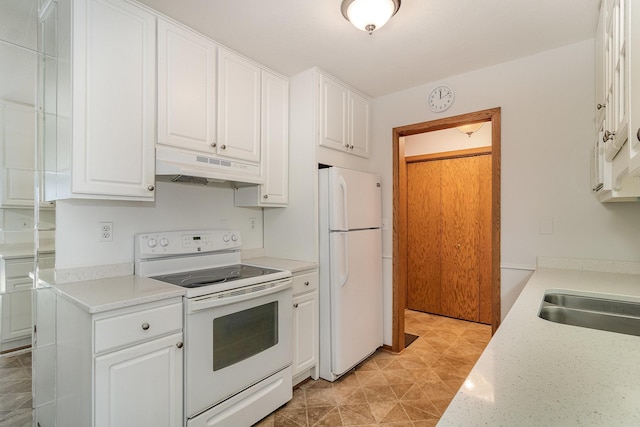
186,278,293,313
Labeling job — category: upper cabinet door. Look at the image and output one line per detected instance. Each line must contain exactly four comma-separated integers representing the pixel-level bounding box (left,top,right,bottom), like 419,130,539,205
260,71,289,205
319,75,348,152
318,73,370,158
217,48,261,163
70,0,156,199
349,91,370,158
157,19,217,154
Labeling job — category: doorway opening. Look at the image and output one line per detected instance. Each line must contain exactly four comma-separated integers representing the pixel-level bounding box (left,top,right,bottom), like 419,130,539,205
391,107,501,353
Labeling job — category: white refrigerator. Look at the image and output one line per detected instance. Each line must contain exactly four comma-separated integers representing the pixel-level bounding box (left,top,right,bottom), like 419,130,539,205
318,166,383,382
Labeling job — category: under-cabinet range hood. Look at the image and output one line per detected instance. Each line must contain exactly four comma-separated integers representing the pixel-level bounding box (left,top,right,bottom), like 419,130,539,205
155,145,263,185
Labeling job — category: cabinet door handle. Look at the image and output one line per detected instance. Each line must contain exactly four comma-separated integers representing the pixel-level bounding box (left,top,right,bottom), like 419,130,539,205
603,130,615,142
293,303,299,308
637,128,640,142
263,194,269,199
211,142,217,148
597,103,606,110
141,322,150,330
304,281,310,286
147,185,155,192
220,144,226,149
176,342,183,349
349,145,354,149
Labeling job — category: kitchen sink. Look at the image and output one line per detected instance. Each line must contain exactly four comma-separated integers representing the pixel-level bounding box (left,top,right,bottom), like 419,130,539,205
538,291,640,337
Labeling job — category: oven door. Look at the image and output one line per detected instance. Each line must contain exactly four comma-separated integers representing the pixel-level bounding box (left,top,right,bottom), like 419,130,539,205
184,278,293,419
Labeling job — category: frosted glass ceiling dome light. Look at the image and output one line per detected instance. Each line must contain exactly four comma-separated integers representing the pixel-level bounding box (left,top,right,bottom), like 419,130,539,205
341,0,401,35
456,122,485,138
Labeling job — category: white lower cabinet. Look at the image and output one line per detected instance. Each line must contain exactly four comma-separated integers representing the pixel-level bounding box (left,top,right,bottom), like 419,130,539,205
56,296,183,427
95,333,183,427
291,270,319,385
0,254,54,348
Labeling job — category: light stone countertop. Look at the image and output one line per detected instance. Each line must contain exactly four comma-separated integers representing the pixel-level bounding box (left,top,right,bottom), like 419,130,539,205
36,270,185,314
243,256,317,274
438,267,640,426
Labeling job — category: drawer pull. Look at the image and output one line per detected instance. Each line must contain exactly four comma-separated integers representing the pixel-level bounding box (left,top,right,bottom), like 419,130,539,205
304,281,310,286
293,303,299,308
141,322,150,331
176,342,183,349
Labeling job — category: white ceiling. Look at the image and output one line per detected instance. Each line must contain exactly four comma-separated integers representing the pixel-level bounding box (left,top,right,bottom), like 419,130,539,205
138,0,601,97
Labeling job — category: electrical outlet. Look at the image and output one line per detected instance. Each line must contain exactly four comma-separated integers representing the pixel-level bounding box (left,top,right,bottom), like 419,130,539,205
98,222,113,242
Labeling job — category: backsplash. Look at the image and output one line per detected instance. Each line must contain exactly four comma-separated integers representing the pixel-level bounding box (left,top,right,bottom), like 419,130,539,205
537,256,640,275
55,180,264,271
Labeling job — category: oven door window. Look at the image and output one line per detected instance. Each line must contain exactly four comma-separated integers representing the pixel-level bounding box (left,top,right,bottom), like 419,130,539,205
212,301,278,371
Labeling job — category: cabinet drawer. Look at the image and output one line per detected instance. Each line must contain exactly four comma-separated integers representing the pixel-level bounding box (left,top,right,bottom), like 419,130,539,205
4,260,35,279
292,271,318,295
94,302,182,354
5,278,32,292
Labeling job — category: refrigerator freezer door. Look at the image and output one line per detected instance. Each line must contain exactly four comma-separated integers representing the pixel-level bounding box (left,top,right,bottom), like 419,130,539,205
328,167,381,231
329,229,383,377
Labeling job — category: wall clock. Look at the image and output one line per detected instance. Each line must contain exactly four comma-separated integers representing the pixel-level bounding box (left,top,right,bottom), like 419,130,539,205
427,85,454,113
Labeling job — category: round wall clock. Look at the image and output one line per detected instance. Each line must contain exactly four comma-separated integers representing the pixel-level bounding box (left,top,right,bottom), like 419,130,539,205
427,85,454,113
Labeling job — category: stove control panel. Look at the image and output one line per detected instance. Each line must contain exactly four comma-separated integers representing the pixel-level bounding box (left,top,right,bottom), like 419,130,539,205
135,229,242,258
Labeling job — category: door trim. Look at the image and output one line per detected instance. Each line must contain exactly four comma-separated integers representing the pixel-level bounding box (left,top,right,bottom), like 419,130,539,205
392,107,501,353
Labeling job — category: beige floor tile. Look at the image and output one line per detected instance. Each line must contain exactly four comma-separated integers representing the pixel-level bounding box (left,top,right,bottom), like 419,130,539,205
259,310,491,426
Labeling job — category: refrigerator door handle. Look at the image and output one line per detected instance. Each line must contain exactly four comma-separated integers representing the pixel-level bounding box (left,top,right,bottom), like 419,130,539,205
340,233,349,287
338,175,349,230
332,232,350,288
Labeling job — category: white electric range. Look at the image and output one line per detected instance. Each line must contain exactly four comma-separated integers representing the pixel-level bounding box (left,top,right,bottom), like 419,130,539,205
134,229,293,427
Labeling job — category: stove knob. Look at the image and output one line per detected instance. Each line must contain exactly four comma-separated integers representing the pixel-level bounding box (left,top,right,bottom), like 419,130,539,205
159,238,169,247
231,234,238,242
147,238,157,248
223,234,230,243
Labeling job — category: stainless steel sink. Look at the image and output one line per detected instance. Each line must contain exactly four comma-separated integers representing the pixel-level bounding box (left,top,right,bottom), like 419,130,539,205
538,291,640,337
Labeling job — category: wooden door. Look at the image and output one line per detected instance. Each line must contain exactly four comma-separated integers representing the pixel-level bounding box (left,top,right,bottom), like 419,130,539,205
440,156,480,321
407,160,442,314
407,154,491,323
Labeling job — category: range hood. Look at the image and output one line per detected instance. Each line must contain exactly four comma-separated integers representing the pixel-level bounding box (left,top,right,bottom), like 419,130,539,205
156,145,263,185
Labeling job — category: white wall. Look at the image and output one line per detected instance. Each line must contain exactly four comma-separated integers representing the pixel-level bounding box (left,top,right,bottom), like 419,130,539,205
55,181,263,269
369,39,640,344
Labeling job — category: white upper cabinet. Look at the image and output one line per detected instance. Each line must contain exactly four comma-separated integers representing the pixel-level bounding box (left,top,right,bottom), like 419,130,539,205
1,102,37,207
319,75,348,152
349,90,370,158
234,70,289,206
217,47,261,163
157,19,217,154
592,0,640,201
319,73,370,158
48,0,156,201
626,0,640,176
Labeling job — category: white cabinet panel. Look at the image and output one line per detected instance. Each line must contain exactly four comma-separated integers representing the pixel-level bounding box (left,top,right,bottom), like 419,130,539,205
292,291,317,377
217,48,261,163
319,75,348,152
47,0,156,201
349,91,370,158
593,0,640,200
234,70,289,206
318,73,370,158
157,19,217,153
95,332,183,427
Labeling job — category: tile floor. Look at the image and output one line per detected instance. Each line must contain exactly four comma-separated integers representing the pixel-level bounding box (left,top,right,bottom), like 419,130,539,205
0,349,33,427
255,310,492,427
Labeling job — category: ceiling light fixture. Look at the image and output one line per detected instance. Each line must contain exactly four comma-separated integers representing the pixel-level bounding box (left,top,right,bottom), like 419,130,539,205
456,123,484,138
341,0,401,35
